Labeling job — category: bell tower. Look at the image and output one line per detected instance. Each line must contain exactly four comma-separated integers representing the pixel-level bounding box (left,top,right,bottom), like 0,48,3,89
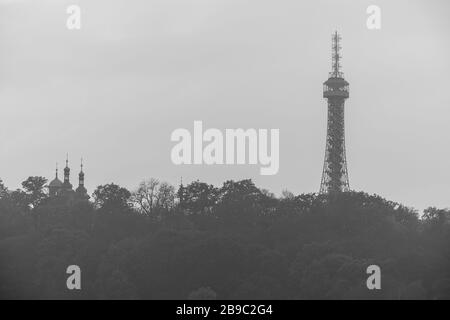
76,158,89,199
62,153,73,191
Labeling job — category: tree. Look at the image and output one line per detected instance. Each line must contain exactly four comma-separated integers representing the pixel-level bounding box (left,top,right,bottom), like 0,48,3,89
423,207,449,224
216,179,263,220
183,181,218,214
35,228,91,299
93,183,131,210
6,189,28,212
177,182,187,207
156,182,175,212
131,178,160,216
281,189,295,200
0,179,8,199
131,179,175,218
21,176,48,208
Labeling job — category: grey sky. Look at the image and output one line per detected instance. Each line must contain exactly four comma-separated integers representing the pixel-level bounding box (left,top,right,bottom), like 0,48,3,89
1,0,449,212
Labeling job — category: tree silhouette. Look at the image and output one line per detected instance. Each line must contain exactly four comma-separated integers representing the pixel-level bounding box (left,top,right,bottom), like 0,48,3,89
21,176,48,209
0,177,449,300
93,183,131,210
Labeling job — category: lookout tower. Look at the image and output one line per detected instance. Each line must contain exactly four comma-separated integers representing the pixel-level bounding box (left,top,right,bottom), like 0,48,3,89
320,32,350,194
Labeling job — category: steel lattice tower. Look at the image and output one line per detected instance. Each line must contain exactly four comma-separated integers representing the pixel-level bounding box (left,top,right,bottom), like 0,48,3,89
319,32,350,194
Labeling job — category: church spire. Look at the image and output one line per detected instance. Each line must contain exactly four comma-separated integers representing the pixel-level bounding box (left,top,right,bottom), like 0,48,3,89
76,157,88,199
64,153,70,183
62,153,73,191
79,157,85,187
49,161,63,197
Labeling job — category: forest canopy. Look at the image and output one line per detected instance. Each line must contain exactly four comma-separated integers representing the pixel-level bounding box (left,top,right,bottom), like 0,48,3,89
0,177,449,299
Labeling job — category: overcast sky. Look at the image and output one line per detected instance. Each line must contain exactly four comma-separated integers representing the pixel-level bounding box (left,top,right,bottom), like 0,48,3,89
1,0,449,212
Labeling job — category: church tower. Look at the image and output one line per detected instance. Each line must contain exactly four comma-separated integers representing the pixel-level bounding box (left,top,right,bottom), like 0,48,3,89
62,154,73,192
76,158,89,199
48,163,63,197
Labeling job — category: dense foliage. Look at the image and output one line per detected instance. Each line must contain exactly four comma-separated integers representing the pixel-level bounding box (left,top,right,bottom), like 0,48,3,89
0,177,449,299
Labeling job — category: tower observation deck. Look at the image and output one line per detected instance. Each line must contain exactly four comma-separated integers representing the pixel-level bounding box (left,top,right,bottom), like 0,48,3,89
320,31,350,194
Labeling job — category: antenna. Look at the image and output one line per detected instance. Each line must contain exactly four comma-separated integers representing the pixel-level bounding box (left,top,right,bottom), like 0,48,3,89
331,31,343,78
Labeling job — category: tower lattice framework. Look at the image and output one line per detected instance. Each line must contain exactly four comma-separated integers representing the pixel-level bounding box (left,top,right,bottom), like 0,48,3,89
320,31,350,194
